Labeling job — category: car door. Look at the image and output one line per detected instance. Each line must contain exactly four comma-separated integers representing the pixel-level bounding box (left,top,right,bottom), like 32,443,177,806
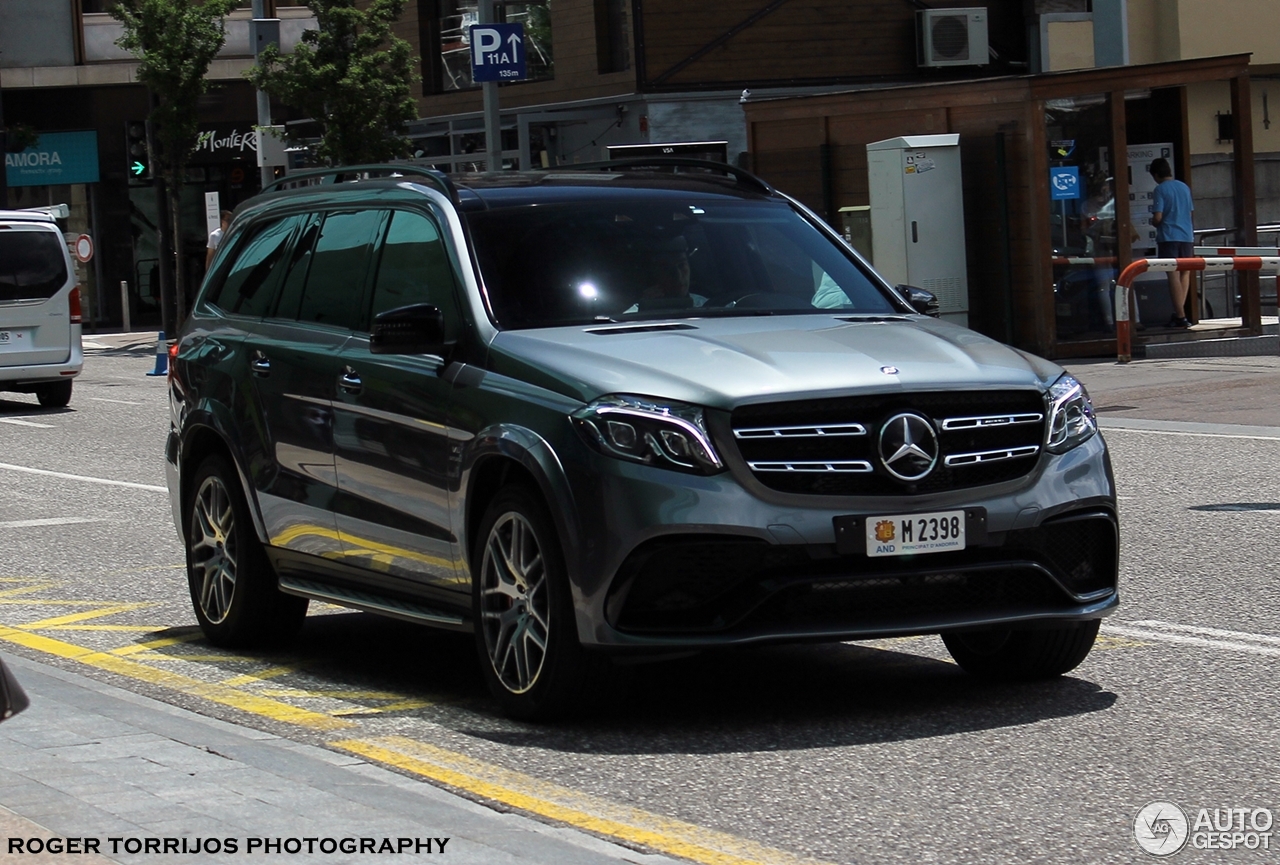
331,208,465,595
235,211,369,562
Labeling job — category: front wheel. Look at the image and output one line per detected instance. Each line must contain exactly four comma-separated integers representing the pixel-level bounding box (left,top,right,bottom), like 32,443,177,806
473,486,594,720
942,620,1100,679
186,455,307,647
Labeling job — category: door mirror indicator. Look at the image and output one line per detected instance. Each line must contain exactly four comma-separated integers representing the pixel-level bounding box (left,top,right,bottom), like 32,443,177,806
370,303,447,355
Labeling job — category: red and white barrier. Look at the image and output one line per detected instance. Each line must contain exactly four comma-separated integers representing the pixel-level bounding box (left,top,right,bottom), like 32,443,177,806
1114,256,1280,362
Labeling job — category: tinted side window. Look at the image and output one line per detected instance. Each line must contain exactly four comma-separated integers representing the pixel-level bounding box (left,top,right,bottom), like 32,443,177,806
368,211,460,332
209,217,299,316
296,210,385,328
271,215,321,320
0,229,68,301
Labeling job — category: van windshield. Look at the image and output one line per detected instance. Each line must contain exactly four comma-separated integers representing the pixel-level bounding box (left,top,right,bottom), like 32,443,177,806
466,198,897,329
0,229,68,302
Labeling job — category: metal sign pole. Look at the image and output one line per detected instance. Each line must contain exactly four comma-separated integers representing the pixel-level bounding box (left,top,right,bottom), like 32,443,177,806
480,0,501,172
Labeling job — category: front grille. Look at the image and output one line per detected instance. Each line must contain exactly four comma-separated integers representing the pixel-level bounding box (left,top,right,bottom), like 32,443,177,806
730,390,1046,496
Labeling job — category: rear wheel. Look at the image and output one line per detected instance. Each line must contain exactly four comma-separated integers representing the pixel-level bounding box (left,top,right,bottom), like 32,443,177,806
35,380,72,408
942,620,1100,679
473,485,594,720
186,455,307,647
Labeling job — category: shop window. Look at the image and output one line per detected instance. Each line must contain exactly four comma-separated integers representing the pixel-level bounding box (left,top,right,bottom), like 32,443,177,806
1044,94,1119,341
435,1,553,92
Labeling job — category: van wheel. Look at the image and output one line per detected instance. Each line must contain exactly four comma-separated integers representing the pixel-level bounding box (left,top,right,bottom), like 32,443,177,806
36,381,72,408
942,620,1100,679
473,486,593,720
186,455,307,647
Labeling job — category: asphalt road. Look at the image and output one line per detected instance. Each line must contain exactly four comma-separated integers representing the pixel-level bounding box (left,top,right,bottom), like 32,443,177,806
1,349,1278,865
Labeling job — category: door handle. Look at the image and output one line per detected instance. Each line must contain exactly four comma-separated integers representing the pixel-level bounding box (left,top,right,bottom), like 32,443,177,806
338,367,362,394
250,354,271,376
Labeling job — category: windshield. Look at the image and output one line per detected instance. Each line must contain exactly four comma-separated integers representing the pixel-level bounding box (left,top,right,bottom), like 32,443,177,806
466,198,898,329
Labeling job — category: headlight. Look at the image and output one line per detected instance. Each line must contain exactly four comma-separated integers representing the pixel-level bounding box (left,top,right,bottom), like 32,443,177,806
1045,374,1097,454
571,395,724,474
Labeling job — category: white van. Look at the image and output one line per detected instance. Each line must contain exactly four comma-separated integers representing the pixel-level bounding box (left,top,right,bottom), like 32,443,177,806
0,209,83,407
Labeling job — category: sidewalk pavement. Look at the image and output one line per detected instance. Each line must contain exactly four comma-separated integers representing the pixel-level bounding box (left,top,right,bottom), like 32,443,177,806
0,656,677,865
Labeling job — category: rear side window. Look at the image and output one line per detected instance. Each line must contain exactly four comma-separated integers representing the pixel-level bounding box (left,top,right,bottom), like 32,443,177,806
0,228,68,301
368,211,460,334
296,210,385,328
208,216,301,317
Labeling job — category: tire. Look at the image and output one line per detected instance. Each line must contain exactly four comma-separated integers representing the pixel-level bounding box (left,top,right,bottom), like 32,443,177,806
185,455,307,648
35,380,72,408
942,619,1100,680
472,485,595,720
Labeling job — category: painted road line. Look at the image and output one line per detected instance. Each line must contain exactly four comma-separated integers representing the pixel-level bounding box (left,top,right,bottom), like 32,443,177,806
1105,622,1280,658
222,665,304,686
0,624,354,732
18,603,153,630
1130,620,1280,646
0,517,105,529
89,397,142,405
335,736,834,865
1101,427,1280,442
0,417,55,428
0,462,166,492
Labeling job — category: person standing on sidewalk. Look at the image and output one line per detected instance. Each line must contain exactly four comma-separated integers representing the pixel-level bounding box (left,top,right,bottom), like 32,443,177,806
1149,157,1195,328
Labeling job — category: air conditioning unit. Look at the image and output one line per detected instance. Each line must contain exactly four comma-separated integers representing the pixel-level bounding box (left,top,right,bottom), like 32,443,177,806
917,7,988,67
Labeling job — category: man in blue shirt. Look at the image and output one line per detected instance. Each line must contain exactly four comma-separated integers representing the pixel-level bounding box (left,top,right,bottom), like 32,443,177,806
1149,157,1195,328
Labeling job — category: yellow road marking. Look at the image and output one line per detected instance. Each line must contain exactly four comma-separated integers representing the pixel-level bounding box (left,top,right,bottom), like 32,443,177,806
112,634,204,656
331,699,432,716
134,653,245,662
334,736,833,865
0,582,61,599
19,603,153,630
0,624,353,732
222,665,301,686
262,687,406,700
40,625,169,632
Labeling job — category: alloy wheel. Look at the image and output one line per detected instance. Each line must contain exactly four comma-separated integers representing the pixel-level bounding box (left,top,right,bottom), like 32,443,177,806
479,511,550,694
189,475,238,625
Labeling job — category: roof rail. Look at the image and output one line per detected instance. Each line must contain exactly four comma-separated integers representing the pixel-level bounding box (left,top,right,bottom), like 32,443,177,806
550,157,775,195
260,164,459,204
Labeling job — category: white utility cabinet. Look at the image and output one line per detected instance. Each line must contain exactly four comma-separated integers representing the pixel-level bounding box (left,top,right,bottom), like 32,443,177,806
867,134,969,326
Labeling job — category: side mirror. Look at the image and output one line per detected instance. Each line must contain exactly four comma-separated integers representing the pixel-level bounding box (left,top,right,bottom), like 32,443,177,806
1,656,30,723
897,284,940,317
370,303,447,356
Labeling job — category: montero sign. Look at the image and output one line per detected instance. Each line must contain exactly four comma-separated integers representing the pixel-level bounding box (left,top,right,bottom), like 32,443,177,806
4,131,100,188
469,23,525,82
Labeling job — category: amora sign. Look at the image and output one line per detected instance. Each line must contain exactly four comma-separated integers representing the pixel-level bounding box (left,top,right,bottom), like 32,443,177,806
4,131,100,187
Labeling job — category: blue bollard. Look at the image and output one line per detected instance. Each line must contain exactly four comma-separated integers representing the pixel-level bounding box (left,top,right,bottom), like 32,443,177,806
146,331,168,377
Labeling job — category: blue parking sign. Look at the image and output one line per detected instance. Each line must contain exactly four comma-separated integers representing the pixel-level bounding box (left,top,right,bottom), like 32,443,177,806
470,23,526,82
1050,166,1081,201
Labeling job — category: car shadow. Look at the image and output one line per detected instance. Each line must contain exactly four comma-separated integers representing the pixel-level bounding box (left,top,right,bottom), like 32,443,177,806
141,612,1117,754
0,397,74,415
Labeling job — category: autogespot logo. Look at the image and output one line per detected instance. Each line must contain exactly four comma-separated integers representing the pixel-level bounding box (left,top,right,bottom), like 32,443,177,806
1134,802,1190,856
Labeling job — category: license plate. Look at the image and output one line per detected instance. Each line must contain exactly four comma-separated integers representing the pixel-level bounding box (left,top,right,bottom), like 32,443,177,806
866,509,965,557
0,329,28,350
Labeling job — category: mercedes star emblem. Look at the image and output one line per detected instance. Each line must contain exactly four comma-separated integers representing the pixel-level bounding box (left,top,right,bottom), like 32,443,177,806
878,412,939,481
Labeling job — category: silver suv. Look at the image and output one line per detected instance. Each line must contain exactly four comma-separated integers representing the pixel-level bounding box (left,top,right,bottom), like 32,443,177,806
0,209,83,407
166,161,1117,719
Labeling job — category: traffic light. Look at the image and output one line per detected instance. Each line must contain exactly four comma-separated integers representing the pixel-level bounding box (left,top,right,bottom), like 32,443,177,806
125,121,150,182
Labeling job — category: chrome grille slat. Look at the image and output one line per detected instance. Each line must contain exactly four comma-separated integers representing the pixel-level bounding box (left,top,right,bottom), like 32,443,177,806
940,412,1043,431
734,422,866,439
944,445,1041,467
747,460,874,473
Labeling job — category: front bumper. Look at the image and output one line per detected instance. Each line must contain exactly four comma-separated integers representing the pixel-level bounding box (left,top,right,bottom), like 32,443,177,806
568,432,1118,648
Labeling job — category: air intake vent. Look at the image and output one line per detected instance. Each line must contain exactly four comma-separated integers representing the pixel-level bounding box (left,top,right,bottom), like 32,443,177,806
917,8,989,68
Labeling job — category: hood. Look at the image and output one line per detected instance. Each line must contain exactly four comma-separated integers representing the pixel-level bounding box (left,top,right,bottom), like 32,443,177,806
489,315,1063,409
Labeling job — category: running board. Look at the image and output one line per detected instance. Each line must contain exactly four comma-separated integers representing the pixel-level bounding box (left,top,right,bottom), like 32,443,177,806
277,576,471,632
